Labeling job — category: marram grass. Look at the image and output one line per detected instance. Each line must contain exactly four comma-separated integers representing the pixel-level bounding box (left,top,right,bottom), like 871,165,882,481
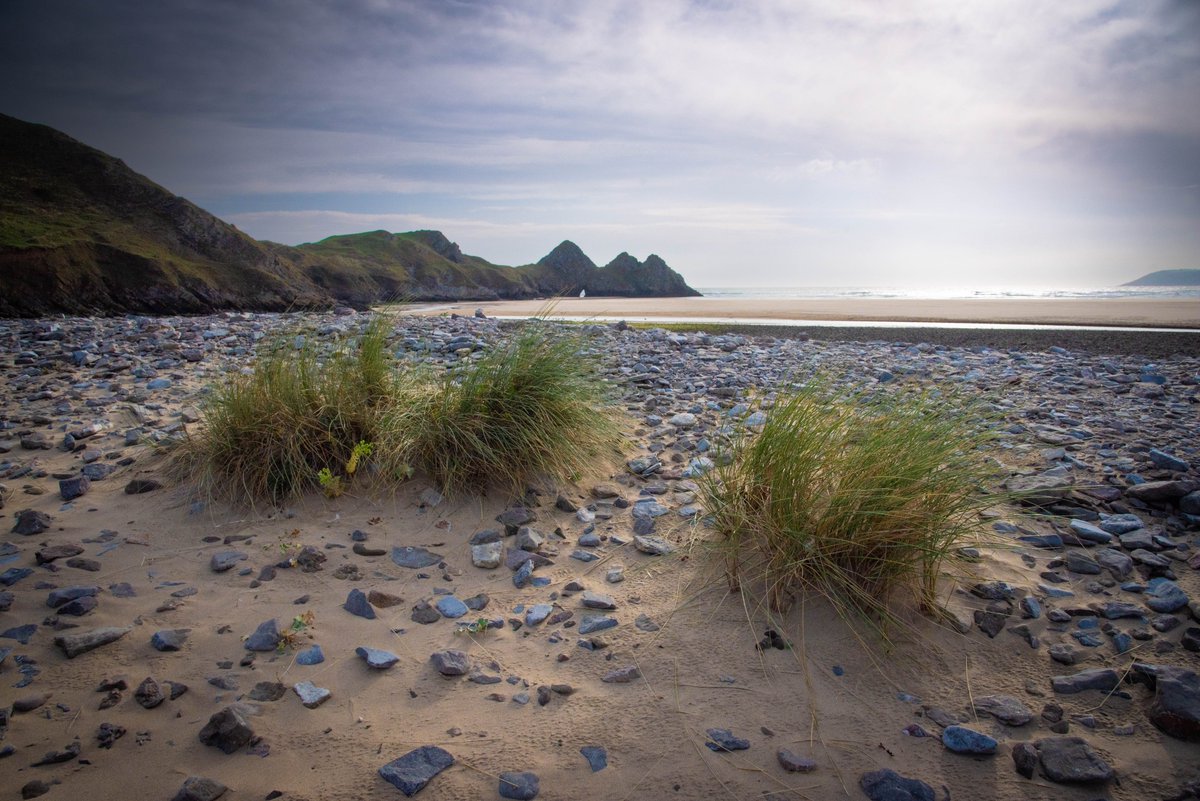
701,383,1000,637
168,317,621,504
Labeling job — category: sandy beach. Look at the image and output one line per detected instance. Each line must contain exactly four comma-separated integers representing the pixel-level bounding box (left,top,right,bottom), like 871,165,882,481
2,311,1198,801
419,297,1200,330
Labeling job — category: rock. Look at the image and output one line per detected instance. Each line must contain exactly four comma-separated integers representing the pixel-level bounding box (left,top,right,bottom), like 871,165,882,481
198,706,254,754
515,526,545,552
1149,448,1189,472
633,535,674,555
1068,520,1112,544
1095,548,1133,579
1007,473,1074,505
356,646,400,669
411,601,441,624
171,777,228,801
1130,663,1200,740
244,619,281,651
579,615,617,634
581,591,617,610
777,748,816,772
54,626,131,658
367,589,404,608
705,728,750,751
210,551,247,572
471,541,503,569
344,588,377,619
435,596,469,619
248,682,286,702
1012,742,1038,779
942,725,997,754
293,680,331,708
602,665,641,683
498,771,540,800
580,745,607,772
59,475,90,500
378,745,455,797
1126,480,1194,503
1145,578,1189,613
1034,736,1114,783
859,769,935,801
974,610,1006,638
135,676,165,708
1051,668,1119,695
430,649,470,676
35,543,83,564
58,596,98,615
391,546,443,569
296,645,324,665
12,509,51,535
1065,551,1101,575
151,629,189,651
973,694,1033,726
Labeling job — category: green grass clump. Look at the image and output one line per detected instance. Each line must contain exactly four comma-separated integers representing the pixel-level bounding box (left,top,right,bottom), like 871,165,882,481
169,317,621,504
702,383,998,636
168,318,397,502
380,322,622,495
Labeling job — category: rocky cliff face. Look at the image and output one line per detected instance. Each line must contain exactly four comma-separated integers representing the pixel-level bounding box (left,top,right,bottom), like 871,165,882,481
0,114,701,316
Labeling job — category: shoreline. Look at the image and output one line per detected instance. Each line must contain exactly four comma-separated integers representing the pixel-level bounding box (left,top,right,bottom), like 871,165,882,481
414,296,1200,330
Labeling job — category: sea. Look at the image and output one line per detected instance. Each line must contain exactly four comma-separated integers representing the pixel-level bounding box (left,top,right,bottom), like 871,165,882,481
693,286,1200,300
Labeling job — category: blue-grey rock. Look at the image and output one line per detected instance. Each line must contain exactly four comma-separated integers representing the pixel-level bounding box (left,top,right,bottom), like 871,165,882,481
356,646,400,669
435,596,469,619
430,649,470,676
296,645,325,665
1051,668,1119,694
1069,520,1112,544
210,551,247,572
972,695,1032,726
777,748,817,772
344,588,376,619
109,582,136,597
579,615,618,634
513,559,534,588
1,624,37,644
1095,548,1133,579
471,541,503,569
1149,448,1189,472
498,771,539,800
942,725,997,754
244,619,281,651
1145,579,1189,613
81,462,115,481
151,629,189,652
57,595,97,616
1098,602,1144,620
1020,597,1042,619
292,680,330,708
46,585,99,607
54,625,131,658
391,546,443,569
198,706,254,754
578,531,601,547
147,378,172,390
581,591,617,610
378,746,455,797
59,475,90,500
859,769,935,801
570,550,599,562
1034,736,1114,783
632,500,669,519
1065,551,1101,575
634,535,674,555
602,665,641,683
705,728,750,752
1130,663,1200,740
1099,513,1144,535
580,746,607,772
1112,631,1134,654
525,604,553,625
1019,533,1063,549
1,567,33,587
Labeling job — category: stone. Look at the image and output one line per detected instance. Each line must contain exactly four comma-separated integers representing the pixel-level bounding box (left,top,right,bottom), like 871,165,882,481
1130,663,1200,740
580,745,607,772
58,596,98,615
1012,742,1038,779
602,665,641,683
942,725,997,755
198,706,254,754
581,591,617,610
435,596,469,619
378,746,455,797
498,771,540,800
974,610,1006,638
248,682,286,702
151,629,189,651
12,509,51,535
210,551,247,572
171,777,228,801
1051,668,1119,695
35,543,83,564
21,781,50,800
296,645,325,665
859,769,935,801
430,649,470,676
1068,520,1112,544
367,589,404,608
244,619,281,651
59,475,90,500
705,728,750,751
135,676,165,708
54,626,131,658
356,646,400,669
471,541,503,569
411,601,441,624
633,535,674,555
1145,578,1189,613
1126,480,1194,503
344,588,376,619
973,694,1033,726
579,615,618,634
777,748,816,772
293,680,331,708
1035,736,1114,783
1065,551,1101,575
391,546,443,569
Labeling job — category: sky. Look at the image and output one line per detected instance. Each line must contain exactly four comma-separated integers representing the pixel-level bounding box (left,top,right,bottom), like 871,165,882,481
2,0,1199,288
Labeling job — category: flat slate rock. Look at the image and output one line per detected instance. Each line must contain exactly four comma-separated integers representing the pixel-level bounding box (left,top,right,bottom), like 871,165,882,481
344,588,376,619
1051,668,1119,695
580,745,607,772
244,619,282,651
378,745,455,797
55,626,131,658
1035,737,1114,783
391,546,442,569
248,681,287,702
198,706,254,754
46,585,99,607
942,725,997,754
972,694,1033,726
12,509,52,535
498,771,540,800
1131,663,1200,740
860,769,936,801
171,777,227,801
210,551,247,572
633,535,674,555
705,728,750,752
356,646,400,670
777,748,817,772
430,649,470,676
293,680,331,708
151,628,190,652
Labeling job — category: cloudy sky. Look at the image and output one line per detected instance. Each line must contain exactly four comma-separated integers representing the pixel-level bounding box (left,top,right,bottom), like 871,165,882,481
3,0,1198,288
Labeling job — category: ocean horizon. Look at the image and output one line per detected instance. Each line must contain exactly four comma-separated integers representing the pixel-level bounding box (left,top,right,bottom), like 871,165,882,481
694,285,1200,300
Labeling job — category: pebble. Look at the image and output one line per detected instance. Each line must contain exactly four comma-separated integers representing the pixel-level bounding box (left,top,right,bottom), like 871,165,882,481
378,745,455,796
356,646,400,669
498,771,540,800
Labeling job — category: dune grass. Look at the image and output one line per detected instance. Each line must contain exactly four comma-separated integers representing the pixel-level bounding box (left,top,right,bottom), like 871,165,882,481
168,317,621,504
701,382,999,637
379,321,621,495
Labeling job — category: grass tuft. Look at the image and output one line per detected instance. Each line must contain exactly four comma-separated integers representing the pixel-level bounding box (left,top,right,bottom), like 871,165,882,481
701,382,999,638
380,322,622,495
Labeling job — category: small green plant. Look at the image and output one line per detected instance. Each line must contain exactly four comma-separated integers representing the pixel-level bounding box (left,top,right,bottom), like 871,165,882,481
345,440,373,476
277,610,316,652
702,381,999,640
316,466,343,498
456,617,492,635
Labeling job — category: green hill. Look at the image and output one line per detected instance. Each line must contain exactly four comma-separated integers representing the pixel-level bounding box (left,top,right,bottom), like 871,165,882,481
0,113,699,316
1122,269,1200,287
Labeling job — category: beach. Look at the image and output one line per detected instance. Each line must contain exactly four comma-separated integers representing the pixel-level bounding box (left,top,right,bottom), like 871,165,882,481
1,310,1198,801
422,296,1200,330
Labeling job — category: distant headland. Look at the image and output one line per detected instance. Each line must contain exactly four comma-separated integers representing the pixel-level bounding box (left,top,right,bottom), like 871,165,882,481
0,113,699,317
1122,269,1200,287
